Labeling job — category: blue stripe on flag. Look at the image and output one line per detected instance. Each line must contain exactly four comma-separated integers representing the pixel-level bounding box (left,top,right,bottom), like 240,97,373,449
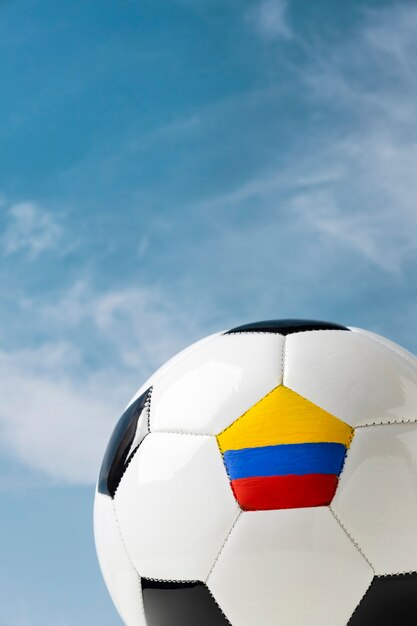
223,442,346,480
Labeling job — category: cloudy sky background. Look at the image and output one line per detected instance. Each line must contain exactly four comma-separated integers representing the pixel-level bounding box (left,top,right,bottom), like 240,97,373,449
1,0,417,623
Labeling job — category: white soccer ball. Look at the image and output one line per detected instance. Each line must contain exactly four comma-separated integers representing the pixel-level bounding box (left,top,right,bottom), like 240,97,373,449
94,320,417,626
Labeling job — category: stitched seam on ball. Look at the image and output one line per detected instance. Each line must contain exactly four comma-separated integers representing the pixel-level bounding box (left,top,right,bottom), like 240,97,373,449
329,505,375,573
355,418,417,427
144,576,200,583
216,385,281,438
153,429,213,437
288,328,348,336
145,386,153,432
113,432,149,500
346,574,375,625
205,509,242,583
206,585,233,625
112,388,153,498
226,329,347,336
348,570,417,623
225,330,282,336
377,570,417,577
216,438,242,508
279,383,355,432
281,335,287,386
338,428,355,480
217,336,289,438
111,499,147,620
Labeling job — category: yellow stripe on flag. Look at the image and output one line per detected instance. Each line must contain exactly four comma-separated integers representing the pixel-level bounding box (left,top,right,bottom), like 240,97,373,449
217,386,353,453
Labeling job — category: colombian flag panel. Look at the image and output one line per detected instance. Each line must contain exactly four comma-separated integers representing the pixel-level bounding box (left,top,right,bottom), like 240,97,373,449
217,386,354,511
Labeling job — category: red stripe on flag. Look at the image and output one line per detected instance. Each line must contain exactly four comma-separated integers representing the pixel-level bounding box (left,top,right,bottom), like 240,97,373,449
231,473,339,511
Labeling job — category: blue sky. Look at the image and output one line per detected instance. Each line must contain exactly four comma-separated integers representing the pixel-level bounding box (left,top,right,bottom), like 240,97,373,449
1,0,417,623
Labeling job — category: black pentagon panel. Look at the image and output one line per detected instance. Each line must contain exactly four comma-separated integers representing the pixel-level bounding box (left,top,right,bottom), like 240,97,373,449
226,319,349,335
141,579,231,626
97,387,151,498
348,573,417,625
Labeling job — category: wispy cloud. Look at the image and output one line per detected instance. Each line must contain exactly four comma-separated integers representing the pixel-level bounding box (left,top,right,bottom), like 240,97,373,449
290,4,417,274
2,201,62,259
198,3,417,276
248,0,292,41
0,280,202,484
0,341,121,484
35,279,201,370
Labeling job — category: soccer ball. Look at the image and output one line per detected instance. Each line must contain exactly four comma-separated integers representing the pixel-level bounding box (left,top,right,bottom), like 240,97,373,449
94,319,417,626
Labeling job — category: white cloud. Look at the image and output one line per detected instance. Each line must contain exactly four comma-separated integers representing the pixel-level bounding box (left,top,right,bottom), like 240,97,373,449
0,344,118,484
0,281,200,485
248,0,292,41
290,5,417,273
198,4,417,276
37,280,197,371
2,201,62,259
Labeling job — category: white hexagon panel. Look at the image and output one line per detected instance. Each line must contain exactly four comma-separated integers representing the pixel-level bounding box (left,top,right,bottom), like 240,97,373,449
207,508,373,626
284,328,417,427
114,432,240,581
94,492,146,626
148,332,285,435
331,422,417,575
